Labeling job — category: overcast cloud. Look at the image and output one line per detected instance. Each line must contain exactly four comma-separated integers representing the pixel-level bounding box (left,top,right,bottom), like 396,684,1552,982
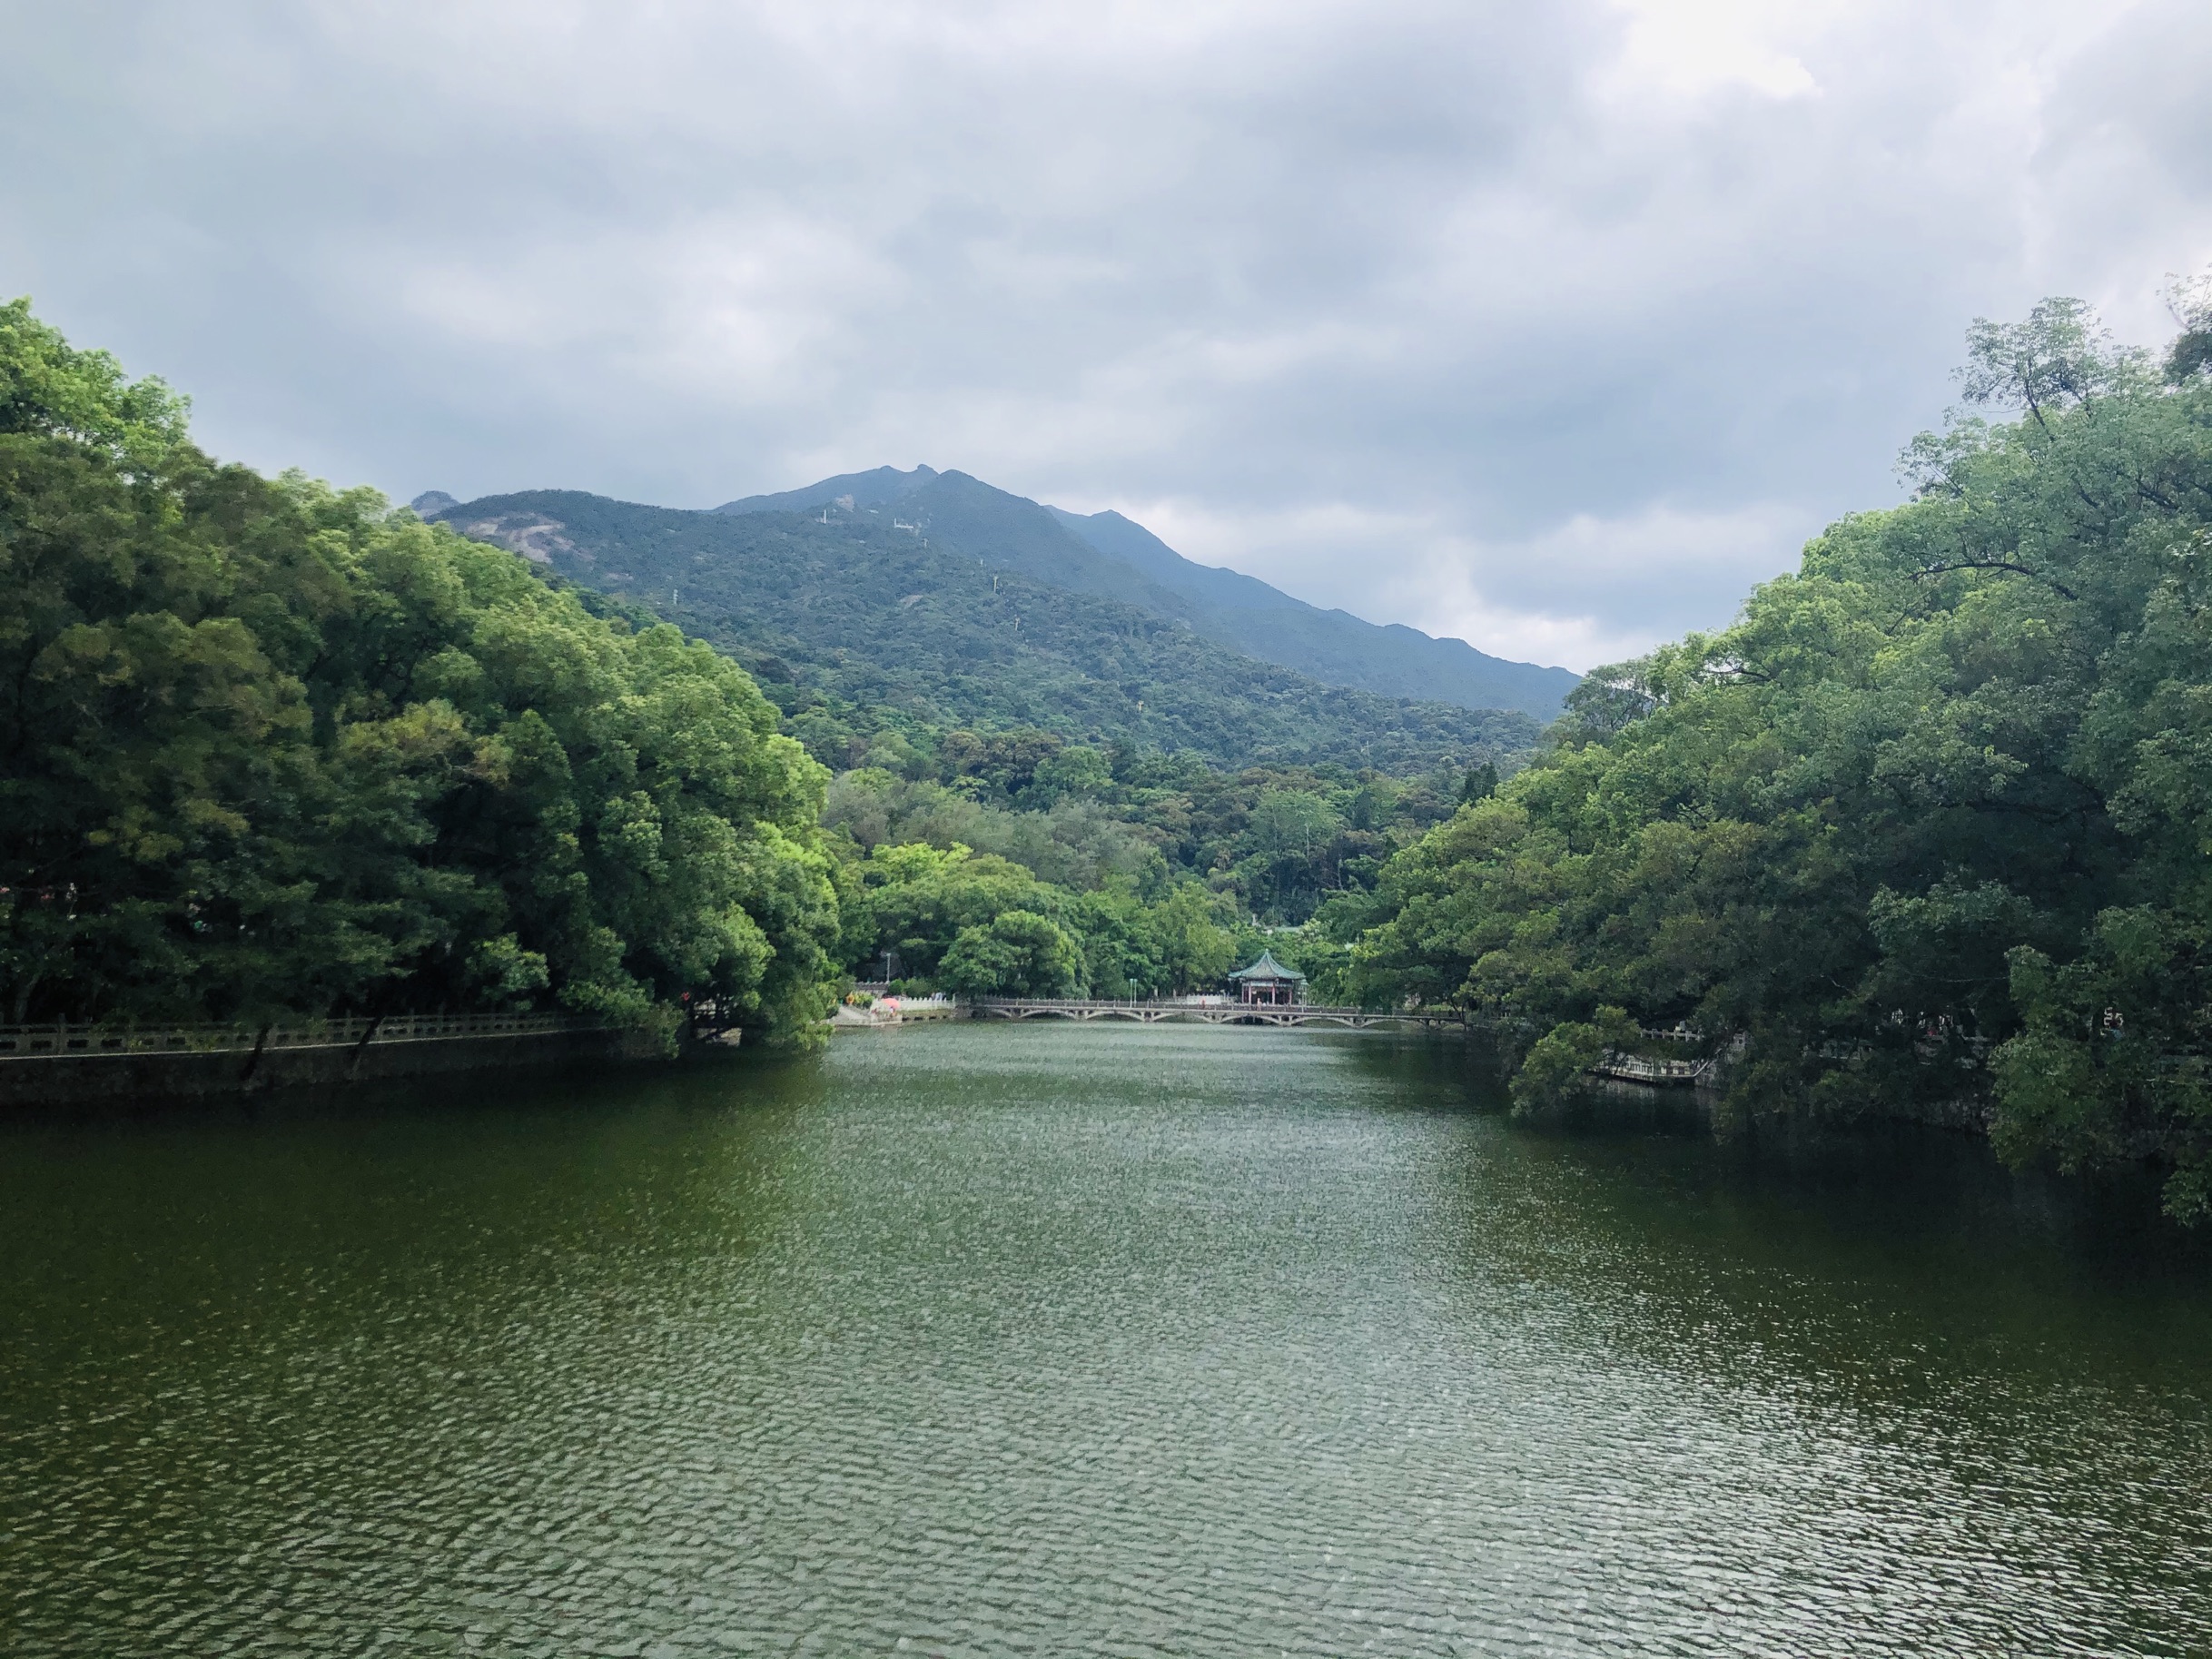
5,0,2210,669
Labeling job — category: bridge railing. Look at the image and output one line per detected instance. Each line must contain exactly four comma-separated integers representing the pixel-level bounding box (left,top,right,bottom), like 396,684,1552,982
0,1012,598,1059
972,998,1462,1021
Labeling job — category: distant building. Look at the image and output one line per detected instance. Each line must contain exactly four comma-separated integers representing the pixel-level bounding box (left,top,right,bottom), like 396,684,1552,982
1229,951,1306,1007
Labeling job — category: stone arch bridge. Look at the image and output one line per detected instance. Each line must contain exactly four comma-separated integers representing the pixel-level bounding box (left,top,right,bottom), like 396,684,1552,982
970,998,1464,1031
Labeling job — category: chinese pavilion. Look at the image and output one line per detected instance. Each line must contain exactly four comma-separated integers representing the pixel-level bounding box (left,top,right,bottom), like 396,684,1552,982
1229,950,1307,1007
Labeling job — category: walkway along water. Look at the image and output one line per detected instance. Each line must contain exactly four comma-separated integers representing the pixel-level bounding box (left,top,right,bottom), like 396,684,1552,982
1,998,1723,1105
0,1012,698,1106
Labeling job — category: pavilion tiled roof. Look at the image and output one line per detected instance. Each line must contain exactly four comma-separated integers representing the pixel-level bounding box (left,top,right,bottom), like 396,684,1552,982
1229,949,1306,982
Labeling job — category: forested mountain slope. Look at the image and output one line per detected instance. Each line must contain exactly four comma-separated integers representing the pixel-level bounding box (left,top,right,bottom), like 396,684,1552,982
427,489,1539,773
1050,505,1581,717
715,465,1578,717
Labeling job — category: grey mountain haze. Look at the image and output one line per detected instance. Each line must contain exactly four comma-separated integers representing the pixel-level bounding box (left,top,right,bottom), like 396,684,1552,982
715,467,1578,717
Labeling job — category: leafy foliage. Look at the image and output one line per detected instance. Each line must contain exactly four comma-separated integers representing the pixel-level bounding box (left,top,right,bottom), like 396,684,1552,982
822,736,1480,931
0,301,839,1041
1332,294,2212,1218
939,910,1084,998
830,836,1244,1000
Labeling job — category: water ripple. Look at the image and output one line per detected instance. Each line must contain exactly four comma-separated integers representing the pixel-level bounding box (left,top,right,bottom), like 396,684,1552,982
4,1024,2207,1655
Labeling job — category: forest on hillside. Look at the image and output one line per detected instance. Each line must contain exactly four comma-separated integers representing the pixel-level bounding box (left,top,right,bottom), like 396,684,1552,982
428,489,1542,775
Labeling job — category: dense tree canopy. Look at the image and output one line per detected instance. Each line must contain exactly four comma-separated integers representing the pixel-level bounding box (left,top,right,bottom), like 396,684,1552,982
1328,297,2212,1219
0,301,839,1041
831,838,1245,1000
811,731,1499,1005
822,741,1475,929
938,910,1084,999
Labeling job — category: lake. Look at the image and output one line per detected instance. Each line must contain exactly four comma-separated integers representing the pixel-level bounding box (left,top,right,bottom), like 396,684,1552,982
4,1023,2208,1655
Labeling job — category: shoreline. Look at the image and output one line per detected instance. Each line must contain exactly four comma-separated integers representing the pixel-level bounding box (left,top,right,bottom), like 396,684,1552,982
0,1016,718,1107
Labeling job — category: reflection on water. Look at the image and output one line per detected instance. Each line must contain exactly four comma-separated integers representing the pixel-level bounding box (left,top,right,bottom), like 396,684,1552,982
3,1024,2207,1656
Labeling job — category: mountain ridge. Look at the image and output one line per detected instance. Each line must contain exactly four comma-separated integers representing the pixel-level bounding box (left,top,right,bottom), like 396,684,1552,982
421,488,1542,775
712,466,1578,718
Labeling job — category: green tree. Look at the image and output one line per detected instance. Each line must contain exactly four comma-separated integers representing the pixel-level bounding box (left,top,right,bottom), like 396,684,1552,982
1066,883,1167,998
1024,744,1114,806
1510,1006,1637,1114
938,910,1082,997
1346,294,2212,1217
1146,883,1237,992
838,842,1062,979
1459,761,1499,805
0,301,841,1042
1234,788,1342,921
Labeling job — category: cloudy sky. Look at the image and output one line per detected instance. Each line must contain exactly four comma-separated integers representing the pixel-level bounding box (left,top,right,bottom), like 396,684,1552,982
6,1,2210,670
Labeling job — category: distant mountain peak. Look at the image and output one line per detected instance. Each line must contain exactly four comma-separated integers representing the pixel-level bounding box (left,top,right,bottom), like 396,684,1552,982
410,489,459,516
428,485,1539,770
716,466,1578,716
715,465,938,517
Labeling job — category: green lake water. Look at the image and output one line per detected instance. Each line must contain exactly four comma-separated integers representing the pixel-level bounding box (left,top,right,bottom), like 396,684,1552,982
4,1023,2208,1656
